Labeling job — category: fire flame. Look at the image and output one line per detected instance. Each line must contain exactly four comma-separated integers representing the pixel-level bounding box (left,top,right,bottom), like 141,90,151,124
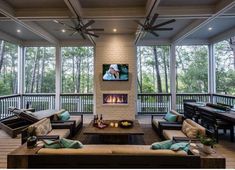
104,95,126,104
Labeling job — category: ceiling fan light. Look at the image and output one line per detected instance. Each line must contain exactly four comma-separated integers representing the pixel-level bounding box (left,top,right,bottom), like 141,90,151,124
113,28,117,32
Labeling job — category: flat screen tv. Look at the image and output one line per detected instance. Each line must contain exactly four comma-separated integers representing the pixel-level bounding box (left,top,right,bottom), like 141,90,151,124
102,64,128,81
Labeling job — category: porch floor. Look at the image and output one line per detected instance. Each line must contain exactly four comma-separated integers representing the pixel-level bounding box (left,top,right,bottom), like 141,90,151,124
0,115,235,168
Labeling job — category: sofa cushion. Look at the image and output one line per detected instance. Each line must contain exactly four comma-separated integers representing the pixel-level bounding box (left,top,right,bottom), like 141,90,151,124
182,120,198,138
185,119,206,136
112,147,187,156
152,117,166,128
38,147,112,155
163,130,186,140
59,111,70,121
69,116,82,127
151,140,173,150
164,112,177,122
47,129,70,138
170,110,183,122
28,118,52,136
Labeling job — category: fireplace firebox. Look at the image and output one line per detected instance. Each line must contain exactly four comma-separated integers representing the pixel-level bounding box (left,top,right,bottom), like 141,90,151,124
103,94,128,104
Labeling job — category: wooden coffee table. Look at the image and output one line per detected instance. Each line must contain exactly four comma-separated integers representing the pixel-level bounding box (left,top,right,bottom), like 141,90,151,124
83,120,144,144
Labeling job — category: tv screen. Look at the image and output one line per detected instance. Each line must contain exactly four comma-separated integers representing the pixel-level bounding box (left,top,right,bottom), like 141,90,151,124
103,64,128,81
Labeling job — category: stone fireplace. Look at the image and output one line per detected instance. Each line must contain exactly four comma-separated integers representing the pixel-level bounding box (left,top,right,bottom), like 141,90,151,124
103,94,128,104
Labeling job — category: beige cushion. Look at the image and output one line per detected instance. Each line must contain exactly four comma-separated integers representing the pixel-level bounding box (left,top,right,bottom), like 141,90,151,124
182,120,198,138
37,145,187,156
152,118,166,128
185,119,206,136
69,116,82,127
163,130,186,140
38,147,112,155
170,110,183,122
28,118,52,136
47,129,70,138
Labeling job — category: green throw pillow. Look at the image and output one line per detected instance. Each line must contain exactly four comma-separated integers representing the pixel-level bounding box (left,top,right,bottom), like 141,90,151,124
170,142,189,152
151,140,173,150
43,140,62,149
59,111,70,121
164,112,177,122
60,138,83,149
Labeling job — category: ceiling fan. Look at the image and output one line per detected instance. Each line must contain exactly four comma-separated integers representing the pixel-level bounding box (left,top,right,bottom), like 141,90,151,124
135,13,176,38
54,18,104,39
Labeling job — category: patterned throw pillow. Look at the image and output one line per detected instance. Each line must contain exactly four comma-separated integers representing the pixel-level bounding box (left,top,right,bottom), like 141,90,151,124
29,118,52,136
182,121,198,138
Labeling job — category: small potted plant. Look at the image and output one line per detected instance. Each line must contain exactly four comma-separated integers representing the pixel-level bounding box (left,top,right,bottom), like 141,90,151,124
199,135,216,154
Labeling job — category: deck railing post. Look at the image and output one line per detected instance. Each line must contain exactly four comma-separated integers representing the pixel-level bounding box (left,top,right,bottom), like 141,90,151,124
170,44,176,110
55,45,61,110
208,44,216,102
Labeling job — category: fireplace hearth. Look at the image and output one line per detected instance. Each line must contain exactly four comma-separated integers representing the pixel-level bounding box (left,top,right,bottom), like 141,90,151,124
103,94,128,104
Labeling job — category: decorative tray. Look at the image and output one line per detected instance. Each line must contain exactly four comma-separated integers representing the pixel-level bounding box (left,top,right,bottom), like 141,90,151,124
119,120,133,128
93,123,108,129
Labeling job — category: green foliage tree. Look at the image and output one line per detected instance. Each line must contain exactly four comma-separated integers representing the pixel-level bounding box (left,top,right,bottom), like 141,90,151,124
215,40,235,95
62,47,94,93
0,40,18,95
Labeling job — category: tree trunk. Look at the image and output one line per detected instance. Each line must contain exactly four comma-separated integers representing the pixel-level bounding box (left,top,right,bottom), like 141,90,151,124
40,48,45,92
163,51,169,93
30,47,39,93
76,55,81,93
36,54,40,93
0,40,5,73
229,37,235,70
72,55,75,92
153,46,162,93
86,51,90,93
138,48,143,93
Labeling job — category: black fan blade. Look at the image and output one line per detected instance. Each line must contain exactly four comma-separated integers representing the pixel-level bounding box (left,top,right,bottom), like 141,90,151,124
70,31,78,36
150,13,159,26
153,28,173,31
86,28,104,31
134,20,146,28
153,19,176,29
85,32,99,38
80,32,86,39
149,31,159,37
54,20,75,29
82,20,95,29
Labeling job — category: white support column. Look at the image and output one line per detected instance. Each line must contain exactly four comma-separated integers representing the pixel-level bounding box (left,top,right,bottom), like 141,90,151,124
18,46,25,108
208,43,216,102
55,45,61,110
170,44,177,110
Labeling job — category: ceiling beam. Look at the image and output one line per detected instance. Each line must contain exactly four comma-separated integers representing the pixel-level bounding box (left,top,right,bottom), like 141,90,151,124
0,0,58,44
172,0,235,44
15,8,71,19
0,30,22,45
0,5,234,21
209,27,235,43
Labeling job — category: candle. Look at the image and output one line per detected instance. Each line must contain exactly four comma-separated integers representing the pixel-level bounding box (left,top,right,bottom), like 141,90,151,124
115,123,118,128
110,122,114,127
